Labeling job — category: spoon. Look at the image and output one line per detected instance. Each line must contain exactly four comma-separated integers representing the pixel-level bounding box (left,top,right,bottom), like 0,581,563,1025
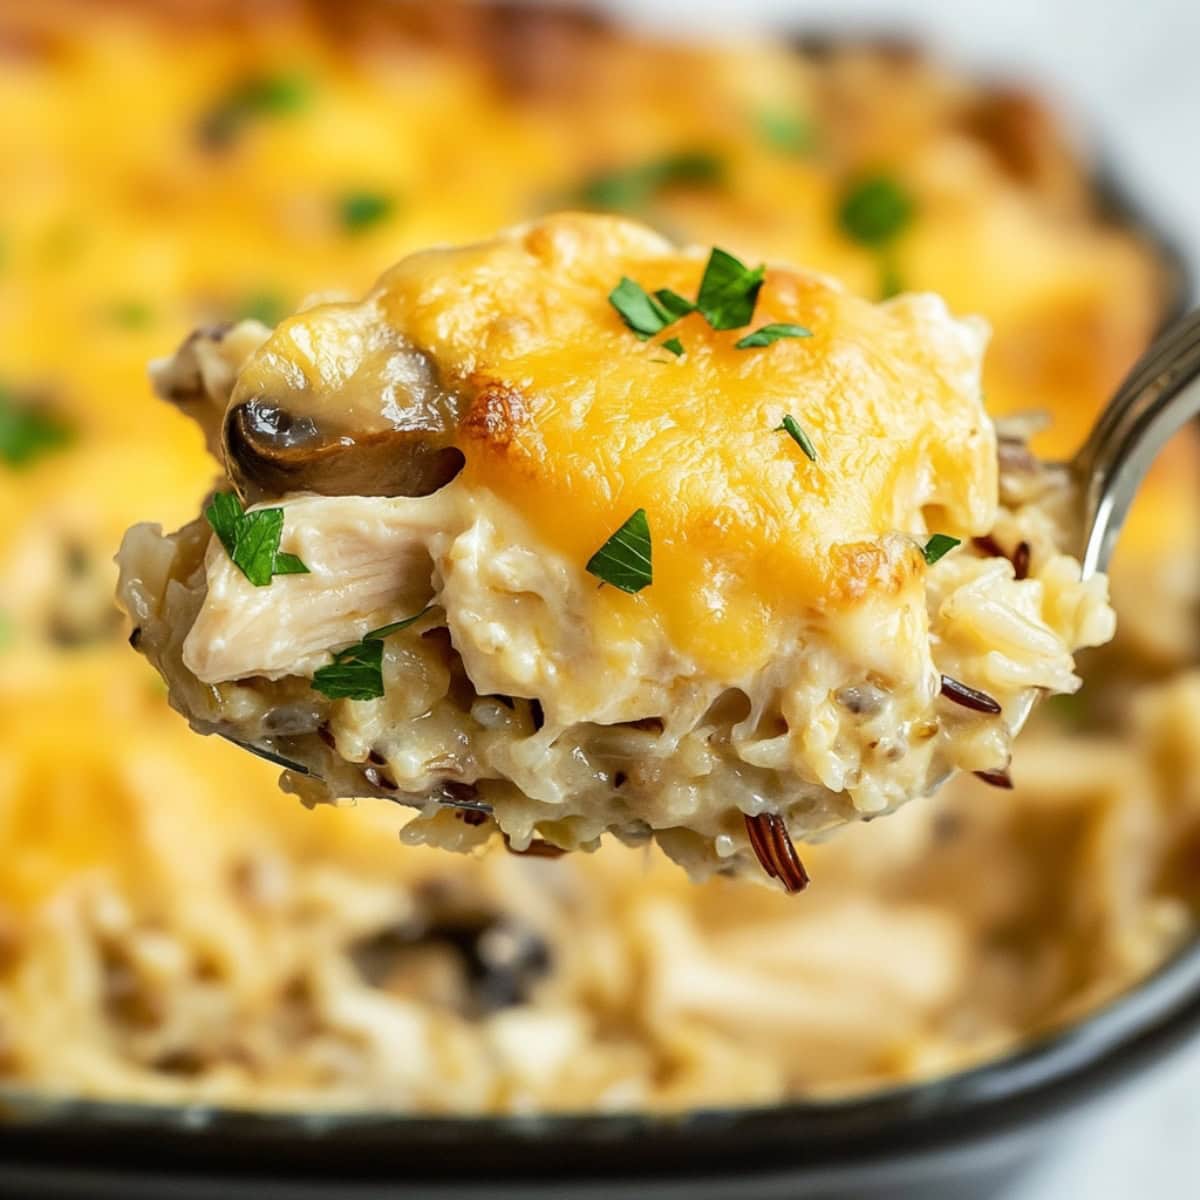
219,307,1200,795
982,306,1200,746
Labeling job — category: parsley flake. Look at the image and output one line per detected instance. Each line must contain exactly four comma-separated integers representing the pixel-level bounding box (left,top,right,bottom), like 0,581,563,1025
586,509,653,594
609,277,672,340
922,534,961,565
199,70,313,148
107,300,154,329
838,176,915,247
204,491,309,587
339,191,396,234
362,608,433,641
757,109,816,156
578,151,723,212
0,390,72,468
696,247,765,331
776,414,817,462
311,607,432,701
311,638,386,702
661,336,685,357
735,323,812,349
653,288,696,320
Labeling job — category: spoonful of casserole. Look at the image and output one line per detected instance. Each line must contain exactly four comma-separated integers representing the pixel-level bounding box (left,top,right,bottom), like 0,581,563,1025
117,213,1143,891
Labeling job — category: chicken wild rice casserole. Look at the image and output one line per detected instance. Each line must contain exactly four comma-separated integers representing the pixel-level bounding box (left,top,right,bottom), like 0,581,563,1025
0,0,1197,1109
118,213,1116,882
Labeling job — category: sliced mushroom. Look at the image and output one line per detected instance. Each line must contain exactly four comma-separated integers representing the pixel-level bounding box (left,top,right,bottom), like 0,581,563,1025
225,397,464,501
223,303,466,503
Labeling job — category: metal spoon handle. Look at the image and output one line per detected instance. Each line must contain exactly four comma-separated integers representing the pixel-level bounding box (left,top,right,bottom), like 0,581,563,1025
1074,308,1200,578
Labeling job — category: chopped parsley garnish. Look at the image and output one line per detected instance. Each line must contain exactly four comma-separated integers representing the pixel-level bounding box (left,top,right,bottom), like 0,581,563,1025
577,151,723,212
696,247,765,331
775,414,817,462
235,290,289,327
611,248,809,350
338,191,396,234
586,509,653,594
609,277,673,340
922,534,962,565
107,300,154,329
838,176,915,247
311,638,387,702
0,390,73,468
311,608,432,701
203,491,309,588
757,109,816,155
735,323,812,349
199,70,313,148
653,288,696,320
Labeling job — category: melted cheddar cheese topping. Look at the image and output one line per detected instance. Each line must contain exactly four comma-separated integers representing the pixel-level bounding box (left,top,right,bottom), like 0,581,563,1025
349,215,993,674
125,215,1113,868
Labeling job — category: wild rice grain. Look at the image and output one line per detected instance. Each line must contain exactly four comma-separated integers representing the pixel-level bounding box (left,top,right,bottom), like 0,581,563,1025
940,675,1003,715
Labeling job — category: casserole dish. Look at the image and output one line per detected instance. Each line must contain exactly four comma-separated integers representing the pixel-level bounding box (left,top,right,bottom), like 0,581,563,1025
0,2,1195,1195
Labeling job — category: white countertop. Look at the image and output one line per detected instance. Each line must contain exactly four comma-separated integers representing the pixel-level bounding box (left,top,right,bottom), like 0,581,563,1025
562,1,1200,1193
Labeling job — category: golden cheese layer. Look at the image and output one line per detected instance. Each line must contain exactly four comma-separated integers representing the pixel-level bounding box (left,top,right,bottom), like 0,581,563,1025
239,214,995,677
126,214,1115,874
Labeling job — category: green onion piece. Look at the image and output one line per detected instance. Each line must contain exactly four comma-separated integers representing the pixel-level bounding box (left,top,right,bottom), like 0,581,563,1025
838,176,915,247
338,191,396,234
922,534,961,565
775,414,817,462
660,337,685,358
757,109,816,155
311,607,432,701
0,389,73,468
696,247,765,331
586,509,653,594
735,323,812,349
609,277,672,340
577,151,723,212
203,491,309,587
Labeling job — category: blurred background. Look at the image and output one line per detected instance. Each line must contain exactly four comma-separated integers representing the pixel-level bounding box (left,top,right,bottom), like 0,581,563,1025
0,0,1198,1194
599,0,1200,258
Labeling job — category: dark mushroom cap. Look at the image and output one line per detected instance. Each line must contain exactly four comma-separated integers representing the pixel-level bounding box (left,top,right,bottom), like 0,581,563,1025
223,301,465,502
225,397,464,501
